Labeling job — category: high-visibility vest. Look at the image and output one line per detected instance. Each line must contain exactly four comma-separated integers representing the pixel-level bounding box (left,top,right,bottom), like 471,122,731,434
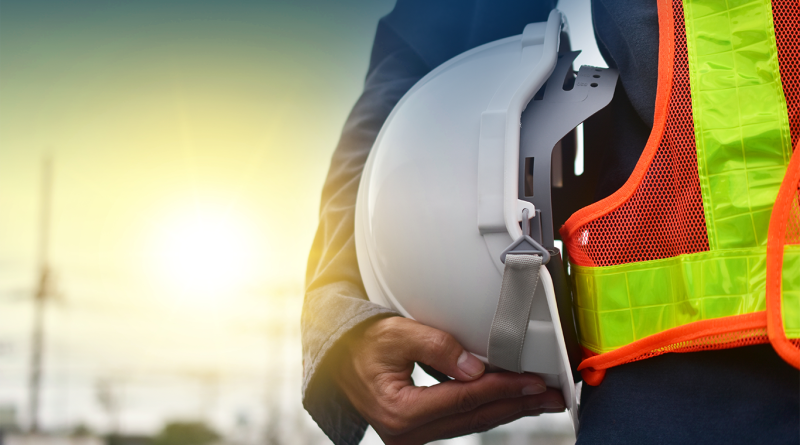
560,0,800,385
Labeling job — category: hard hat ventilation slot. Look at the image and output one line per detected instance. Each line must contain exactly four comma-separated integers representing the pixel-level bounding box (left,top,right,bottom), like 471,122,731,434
561,67,576,91
524,157,535,196
574,123,584,176
552,141,563,188
533,83,547,101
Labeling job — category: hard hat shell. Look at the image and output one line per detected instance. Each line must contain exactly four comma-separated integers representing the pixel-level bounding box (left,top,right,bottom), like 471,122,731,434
355,10,617,432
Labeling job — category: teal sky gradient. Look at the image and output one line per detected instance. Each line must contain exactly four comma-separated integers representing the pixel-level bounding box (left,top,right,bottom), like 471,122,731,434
0,0,600,435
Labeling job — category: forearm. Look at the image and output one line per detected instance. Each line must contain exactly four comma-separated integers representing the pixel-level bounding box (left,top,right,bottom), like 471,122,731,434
301,282,397,444
300,22,429,444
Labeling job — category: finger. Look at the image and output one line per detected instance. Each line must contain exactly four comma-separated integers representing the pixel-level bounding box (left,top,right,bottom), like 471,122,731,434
386,410,545,445
394,371,551,430
394,389,565,444
434,389,564,436
394,319,485,381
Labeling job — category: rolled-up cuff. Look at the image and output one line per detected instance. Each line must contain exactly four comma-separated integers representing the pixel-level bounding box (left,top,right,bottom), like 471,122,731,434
301,281,398,444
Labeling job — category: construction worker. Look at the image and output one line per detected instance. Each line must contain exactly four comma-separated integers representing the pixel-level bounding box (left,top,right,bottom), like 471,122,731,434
302,0,800,444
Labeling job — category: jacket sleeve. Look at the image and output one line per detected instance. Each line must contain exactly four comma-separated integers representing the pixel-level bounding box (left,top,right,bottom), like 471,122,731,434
300,2,557,443
300,20,430,445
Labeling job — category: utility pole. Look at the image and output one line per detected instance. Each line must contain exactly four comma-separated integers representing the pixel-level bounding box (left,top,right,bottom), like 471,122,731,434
28,158,54,434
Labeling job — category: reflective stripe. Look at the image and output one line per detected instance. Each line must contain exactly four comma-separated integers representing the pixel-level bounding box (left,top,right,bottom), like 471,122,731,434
575,248,764,353
574,245,800,354
683,0,792,250
783,246,800,338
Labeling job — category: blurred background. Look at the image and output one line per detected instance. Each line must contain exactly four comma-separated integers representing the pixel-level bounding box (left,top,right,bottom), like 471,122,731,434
0,0,603,444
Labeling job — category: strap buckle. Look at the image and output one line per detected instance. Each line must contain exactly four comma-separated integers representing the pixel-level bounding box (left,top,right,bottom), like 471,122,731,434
500,208,550,264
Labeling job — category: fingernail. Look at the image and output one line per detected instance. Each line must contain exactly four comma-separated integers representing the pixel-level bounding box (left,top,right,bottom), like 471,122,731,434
540,401,565,410
457,350,484,377
522,384,546,395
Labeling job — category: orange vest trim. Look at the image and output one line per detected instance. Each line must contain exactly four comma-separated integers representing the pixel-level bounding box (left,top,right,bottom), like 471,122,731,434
562,0,800,384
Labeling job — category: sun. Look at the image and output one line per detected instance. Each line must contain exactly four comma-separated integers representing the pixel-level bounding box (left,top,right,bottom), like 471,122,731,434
154,209,256,298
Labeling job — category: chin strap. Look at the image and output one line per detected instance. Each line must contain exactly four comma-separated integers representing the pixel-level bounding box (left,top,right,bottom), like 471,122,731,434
487,253,542,373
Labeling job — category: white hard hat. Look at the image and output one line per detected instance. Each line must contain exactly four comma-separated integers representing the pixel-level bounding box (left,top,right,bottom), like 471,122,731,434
355,9,617,432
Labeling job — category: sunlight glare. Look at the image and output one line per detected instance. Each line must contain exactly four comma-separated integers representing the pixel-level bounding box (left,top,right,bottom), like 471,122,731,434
155,210,255,299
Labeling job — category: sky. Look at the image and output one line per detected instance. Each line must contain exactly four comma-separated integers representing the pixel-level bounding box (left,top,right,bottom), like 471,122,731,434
0,0,396,436
0,0,398,295
0,0,602,439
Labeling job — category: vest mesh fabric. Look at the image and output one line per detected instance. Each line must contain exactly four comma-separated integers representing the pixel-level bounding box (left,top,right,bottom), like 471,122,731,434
769,0,799,255
565,0,709,269
567,0,799,267
774,0,800,248
773,0,800,146
775,0,800,246
572,0,800,373
625,328,769,364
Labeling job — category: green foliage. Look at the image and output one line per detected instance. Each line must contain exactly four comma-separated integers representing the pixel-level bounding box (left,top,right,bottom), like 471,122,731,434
152,421,219,445
71,423,94,437
105,434,153,445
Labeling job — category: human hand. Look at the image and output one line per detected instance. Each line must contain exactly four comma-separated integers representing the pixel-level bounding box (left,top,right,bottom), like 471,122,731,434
333,316,565,445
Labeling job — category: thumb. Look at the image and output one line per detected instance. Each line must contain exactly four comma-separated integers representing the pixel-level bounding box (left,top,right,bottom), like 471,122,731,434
400,320,485,382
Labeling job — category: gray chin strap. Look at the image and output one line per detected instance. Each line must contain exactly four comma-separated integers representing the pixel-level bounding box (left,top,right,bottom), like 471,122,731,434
487,253,542,373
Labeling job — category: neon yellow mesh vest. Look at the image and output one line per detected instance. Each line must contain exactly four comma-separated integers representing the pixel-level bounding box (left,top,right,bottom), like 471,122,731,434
559,0,800,385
